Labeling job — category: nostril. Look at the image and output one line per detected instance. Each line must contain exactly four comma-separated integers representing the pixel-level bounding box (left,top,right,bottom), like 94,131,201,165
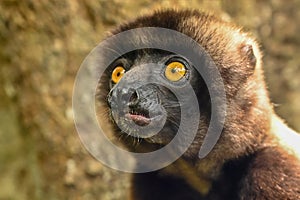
118,88,139,106
108,87,140,109
129,90,139,104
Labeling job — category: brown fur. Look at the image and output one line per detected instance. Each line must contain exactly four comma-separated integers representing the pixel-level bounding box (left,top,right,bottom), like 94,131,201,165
99,9,300,199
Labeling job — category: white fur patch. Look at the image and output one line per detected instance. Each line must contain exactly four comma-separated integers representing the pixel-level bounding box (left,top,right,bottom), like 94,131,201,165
271,115,300,160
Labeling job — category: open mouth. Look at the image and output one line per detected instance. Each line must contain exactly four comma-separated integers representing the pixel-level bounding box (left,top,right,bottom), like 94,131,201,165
125,108,151,126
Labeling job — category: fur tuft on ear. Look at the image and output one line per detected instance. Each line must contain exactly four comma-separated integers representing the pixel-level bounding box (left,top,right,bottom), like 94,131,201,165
240,44,257,69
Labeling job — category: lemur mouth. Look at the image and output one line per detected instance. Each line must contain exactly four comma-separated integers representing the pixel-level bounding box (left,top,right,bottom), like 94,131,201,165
125,108,151,126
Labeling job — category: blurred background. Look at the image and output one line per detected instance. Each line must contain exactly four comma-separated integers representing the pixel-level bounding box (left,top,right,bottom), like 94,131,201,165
0,0,299,199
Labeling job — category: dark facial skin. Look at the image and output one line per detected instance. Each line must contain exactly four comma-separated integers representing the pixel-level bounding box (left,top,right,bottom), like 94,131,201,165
102,49,210,151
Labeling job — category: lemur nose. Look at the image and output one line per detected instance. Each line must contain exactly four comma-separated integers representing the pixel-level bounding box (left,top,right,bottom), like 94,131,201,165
111,87,139,105
128,90,139,105
119,88,139,106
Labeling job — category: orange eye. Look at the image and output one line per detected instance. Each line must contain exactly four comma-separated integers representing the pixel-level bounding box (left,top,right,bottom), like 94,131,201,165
111,66,125,83
165,61,186,82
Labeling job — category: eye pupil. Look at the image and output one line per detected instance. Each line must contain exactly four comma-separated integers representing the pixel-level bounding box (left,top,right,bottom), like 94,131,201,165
165,61,186,82
112,66,125,83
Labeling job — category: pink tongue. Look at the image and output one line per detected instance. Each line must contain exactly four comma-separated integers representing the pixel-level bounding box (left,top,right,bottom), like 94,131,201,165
126,113,151,126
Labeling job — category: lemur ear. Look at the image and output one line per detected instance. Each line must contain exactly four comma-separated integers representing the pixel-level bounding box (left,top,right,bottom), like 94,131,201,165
240,43,257,69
